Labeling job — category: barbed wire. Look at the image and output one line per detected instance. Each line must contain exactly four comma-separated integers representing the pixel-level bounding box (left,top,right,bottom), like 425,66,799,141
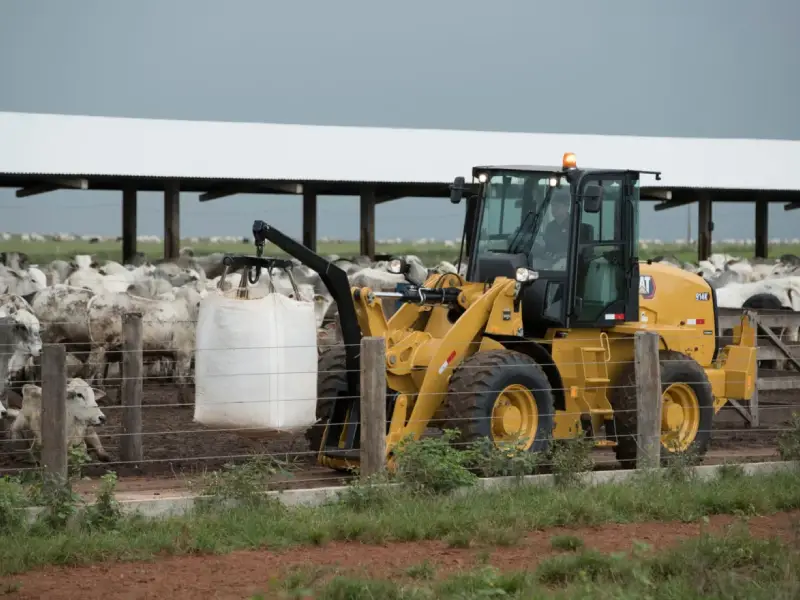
4,331,800,354
0,432,785,471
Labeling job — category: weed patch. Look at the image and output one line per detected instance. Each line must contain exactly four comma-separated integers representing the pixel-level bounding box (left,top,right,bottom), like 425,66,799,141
778,412,800,462
193,453,291,509
83,473,122,531
466,436,542,479
546,433,595,488
392,430,477,495
550,534,584,552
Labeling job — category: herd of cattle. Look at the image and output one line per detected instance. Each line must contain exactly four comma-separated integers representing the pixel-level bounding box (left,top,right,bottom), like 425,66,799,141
1,247,800,464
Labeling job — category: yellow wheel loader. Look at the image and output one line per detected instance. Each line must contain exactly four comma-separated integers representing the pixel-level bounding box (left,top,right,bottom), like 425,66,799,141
244,152,758,471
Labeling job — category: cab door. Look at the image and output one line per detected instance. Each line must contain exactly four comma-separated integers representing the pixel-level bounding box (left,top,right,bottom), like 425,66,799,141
566,171,639,327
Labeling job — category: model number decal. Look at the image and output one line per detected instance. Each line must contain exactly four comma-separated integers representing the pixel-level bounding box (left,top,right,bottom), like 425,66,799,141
639,275,655,299
696,292,709,301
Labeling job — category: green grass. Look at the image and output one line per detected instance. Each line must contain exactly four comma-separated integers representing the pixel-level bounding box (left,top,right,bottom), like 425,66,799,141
2,468,800,576
3,238,800,266
255,526,800,599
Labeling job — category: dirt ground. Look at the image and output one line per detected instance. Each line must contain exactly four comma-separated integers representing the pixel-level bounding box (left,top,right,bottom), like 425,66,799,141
3,511,799,600
0,383,795,495
0,385,306,474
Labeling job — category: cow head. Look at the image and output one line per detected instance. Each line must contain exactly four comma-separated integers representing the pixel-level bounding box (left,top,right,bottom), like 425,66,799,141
0,252,30,271
71,255,99,271
1,309,42,377
66,378,107,426
313,294,335,329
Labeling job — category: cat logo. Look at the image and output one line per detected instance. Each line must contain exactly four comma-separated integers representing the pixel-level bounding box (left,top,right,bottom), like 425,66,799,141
639,275,655,299
696,292,710,301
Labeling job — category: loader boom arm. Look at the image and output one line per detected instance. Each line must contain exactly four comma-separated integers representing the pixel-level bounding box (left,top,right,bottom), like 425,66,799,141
251,219,362,396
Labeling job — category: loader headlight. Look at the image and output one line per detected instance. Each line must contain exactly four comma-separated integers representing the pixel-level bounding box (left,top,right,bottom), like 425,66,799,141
388,258,406,274
515,267,539,283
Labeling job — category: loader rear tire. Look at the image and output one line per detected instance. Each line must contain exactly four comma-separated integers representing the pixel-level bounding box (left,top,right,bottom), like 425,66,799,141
444,349,555,454
609,350,714,468
306,344,350,455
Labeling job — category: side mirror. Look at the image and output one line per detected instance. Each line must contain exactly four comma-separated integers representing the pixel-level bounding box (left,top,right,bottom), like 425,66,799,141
583,184,602,213
450,176,465,205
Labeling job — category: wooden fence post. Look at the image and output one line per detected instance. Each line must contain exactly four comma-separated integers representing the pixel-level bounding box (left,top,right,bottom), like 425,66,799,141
121,312,144,463
634,331,662,469
360,336,387,478
41,343,67,487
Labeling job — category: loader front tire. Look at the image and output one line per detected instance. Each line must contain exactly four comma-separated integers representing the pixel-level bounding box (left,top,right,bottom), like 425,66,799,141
444,349,555,454
306,344,350,455
609,350,714,468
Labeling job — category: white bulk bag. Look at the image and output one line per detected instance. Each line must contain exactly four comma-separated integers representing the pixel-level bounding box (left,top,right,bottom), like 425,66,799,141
193,290,318,434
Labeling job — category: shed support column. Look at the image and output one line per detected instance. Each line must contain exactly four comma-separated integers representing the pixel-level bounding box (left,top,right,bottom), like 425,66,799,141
360,188,376,259
755,197,769,259
302,189,317,252
697,192,712,262
122,189,137,264
164,181,180,260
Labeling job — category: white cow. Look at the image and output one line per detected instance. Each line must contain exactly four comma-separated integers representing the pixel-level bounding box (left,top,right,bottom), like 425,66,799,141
715,277,800,311
128,277,174,299
44,259,74,286
8,379,109,462
86,289,201,404
0,264,44,298
0,308,43,420
64,254,107,294
29,285,102,382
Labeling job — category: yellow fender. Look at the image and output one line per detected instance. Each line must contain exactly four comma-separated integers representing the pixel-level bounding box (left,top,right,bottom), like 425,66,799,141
396,278,517,442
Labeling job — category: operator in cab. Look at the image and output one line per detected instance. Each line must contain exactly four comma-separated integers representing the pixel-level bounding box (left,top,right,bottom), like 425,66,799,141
542,186,572,257
541,186,595,260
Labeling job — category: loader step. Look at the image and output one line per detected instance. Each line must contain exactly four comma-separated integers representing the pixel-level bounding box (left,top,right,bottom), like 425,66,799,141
594,439,617,447
322,448,361,461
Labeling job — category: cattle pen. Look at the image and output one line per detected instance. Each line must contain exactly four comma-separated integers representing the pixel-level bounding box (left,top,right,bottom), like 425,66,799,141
0,304,798,499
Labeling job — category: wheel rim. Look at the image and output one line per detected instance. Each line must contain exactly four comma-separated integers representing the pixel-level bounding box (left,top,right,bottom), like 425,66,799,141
491,384,538,449
660,383,700,452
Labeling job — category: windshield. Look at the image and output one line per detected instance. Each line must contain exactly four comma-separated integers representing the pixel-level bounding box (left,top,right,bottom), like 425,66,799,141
475,171,572,271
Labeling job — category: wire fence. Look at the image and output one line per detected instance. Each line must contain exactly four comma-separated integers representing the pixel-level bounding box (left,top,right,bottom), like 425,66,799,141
1,309,798,493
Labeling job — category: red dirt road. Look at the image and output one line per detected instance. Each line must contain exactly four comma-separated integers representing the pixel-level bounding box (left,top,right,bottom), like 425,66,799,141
4,511,799,600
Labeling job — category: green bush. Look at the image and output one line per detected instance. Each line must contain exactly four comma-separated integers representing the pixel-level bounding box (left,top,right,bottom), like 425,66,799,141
0,476,28,533
83,472,122,531
391,429,477,495
196,454,290,508
777,412,800,462
465,436,542,479
546,432,595,487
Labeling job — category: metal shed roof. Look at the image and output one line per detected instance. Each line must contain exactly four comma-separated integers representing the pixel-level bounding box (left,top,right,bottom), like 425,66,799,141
1,111,799,193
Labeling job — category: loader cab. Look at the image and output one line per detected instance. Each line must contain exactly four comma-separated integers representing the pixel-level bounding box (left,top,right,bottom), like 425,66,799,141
452,153,658,334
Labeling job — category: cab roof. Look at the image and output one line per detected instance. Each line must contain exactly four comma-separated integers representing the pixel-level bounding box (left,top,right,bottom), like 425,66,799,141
471,165,662,180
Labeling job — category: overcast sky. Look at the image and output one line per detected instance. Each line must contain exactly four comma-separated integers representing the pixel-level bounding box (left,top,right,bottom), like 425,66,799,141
1,0,799,242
